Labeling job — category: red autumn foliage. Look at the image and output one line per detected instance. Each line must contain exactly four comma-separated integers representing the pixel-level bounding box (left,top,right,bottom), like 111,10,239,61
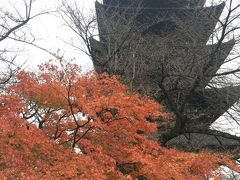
0,59,238,179
0,97,104,179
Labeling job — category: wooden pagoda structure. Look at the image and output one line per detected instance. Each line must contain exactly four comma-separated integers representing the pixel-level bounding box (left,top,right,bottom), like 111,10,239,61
90,0,240,151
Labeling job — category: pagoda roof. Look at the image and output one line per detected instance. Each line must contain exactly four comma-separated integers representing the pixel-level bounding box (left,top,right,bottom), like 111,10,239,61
96,2,225,43
166,133,240,151
103,0,206,8
90,38,234,81
185,85,240,128
198,40,235,88
90,37,107,72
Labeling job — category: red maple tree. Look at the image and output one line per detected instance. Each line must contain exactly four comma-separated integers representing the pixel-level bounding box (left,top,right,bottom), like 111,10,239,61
0,58,238,179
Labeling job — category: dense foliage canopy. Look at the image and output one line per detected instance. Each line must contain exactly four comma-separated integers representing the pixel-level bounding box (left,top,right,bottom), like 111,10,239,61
0,59,238,179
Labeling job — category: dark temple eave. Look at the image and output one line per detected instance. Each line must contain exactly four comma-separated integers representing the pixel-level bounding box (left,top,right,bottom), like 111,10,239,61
166,133,240,151
96,2,225,43
185,85,240,129
90,38,235,80
89,37,107,72
103,0,206,8
198,39,235,88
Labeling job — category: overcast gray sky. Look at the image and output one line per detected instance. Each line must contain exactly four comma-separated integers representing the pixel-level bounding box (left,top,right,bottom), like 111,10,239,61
0,0,97,71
